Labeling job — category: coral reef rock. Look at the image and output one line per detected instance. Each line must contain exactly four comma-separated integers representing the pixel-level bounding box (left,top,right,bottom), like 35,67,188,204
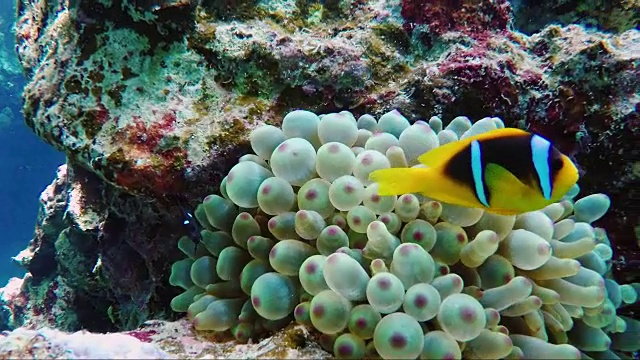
0,318,329,359
6,0,639,347
1,163,193,332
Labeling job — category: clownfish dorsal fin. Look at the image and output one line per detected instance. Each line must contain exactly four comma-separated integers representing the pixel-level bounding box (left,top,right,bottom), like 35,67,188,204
418,127,530,168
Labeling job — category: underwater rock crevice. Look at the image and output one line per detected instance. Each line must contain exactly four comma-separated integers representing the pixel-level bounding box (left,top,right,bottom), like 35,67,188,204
1,161,195,332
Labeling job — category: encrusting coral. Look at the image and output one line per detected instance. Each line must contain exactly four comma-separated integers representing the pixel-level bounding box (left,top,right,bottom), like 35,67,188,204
170,109,639,359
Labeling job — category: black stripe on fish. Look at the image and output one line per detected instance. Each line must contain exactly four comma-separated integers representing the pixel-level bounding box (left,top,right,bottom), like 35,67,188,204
443,139,491,207
444,132,553,203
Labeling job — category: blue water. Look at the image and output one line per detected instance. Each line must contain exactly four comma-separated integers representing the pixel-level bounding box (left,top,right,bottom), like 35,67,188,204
0,5,66,286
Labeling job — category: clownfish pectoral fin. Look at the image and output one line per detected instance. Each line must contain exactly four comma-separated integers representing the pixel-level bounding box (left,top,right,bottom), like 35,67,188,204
484,162,527,191
369,167,431,196
483,162,533,207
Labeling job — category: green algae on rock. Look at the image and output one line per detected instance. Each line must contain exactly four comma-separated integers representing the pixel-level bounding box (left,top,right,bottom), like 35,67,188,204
170,109,640,359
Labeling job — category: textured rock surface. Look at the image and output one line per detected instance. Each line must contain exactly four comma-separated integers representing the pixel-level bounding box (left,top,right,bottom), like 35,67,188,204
512,0,640,34
6,0,639,335
2,164,193,332
0,315,329,359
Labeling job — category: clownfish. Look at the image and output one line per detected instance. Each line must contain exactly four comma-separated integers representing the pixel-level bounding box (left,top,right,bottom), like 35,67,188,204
369,128,579,215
